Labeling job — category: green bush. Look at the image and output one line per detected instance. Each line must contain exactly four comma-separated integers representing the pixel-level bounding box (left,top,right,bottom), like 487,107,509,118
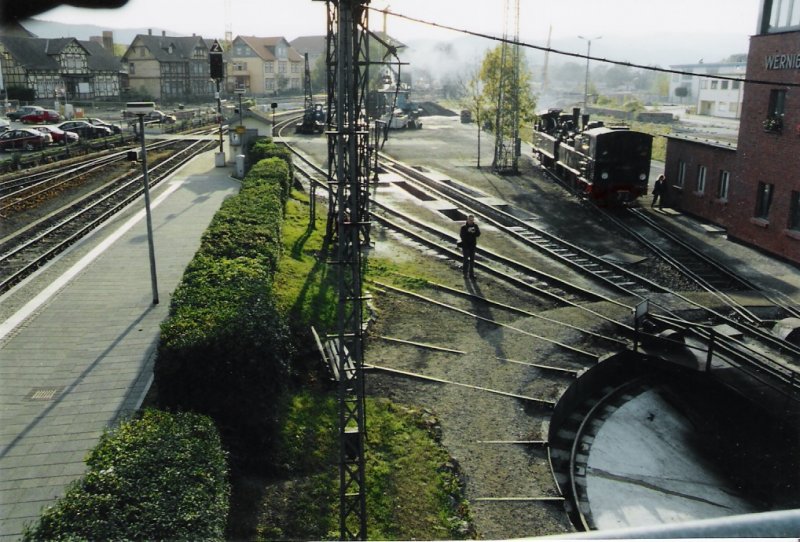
199,181,284,272
24,409,229,542
247,138,294,182
156,256,293,470
245,155,292,206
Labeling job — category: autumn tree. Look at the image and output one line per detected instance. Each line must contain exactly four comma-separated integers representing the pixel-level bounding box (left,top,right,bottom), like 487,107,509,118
478,44,537,135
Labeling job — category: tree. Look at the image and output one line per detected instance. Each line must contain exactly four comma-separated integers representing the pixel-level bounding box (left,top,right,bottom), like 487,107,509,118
478,44,537,135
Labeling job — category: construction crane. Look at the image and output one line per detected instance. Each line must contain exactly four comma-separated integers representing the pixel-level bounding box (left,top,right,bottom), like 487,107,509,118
295,52,325,134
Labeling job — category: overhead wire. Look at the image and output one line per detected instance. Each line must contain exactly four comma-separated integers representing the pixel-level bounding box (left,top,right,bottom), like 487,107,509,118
370,7,800,88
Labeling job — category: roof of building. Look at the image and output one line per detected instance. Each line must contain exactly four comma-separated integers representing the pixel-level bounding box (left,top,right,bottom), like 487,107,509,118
0,36,94,71
665,133,738,151
79,40,122,72
233,36,303,62
124,33,209,62
0,19,37,38
290,35,325,56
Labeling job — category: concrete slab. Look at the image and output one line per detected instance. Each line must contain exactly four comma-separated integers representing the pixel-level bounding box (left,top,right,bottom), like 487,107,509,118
586,388,758,531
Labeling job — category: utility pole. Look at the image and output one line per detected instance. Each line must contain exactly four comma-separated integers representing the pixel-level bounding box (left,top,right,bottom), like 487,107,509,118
319,0,371,539
578,35,601,112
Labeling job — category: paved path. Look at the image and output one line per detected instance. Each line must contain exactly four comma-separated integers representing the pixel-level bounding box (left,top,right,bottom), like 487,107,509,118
0,152,239,540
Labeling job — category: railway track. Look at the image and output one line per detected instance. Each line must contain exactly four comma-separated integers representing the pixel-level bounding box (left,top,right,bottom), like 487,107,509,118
0,137,217,293
278,115,800,532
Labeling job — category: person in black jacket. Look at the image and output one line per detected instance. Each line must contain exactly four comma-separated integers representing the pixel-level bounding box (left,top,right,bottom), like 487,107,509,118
457,215,481,279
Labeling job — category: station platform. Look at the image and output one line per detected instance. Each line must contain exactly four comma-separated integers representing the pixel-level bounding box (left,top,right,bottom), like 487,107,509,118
0,152,240,540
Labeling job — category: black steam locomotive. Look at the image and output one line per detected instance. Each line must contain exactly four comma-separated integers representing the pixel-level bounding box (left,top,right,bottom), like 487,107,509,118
532,108,653,205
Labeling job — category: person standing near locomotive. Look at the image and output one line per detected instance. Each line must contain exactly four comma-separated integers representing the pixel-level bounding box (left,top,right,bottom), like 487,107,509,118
651,174,665,209
457,215,481,279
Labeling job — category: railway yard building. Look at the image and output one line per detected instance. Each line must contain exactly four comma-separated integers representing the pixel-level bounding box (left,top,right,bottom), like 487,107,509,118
664,0,800,265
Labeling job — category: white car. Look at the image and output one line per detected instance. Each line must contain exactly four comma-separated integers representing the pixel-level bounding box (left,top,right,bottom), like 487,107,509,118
0,117,9,133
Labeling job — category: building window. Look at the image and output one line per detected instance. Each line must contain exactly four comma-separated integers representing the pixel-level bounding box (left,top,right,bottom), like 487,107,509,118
732,80,741,89
767,0,800,31
721,80,729,90
755,182,774,220
790,191,800,230
129,62,135,74
769,88,787,117
696,166,707,194
718,170,730,200
764,89,787,132
233,62,246,71
278,61,287,74
291,62,300,74
677,160,686,188
710,80,719,89
265,79,274,90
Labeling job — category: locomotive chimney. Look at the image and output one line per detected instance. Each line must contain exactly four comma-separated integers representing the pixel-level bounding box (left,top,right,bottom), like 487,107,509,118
582,113,590,129
572,107,581,128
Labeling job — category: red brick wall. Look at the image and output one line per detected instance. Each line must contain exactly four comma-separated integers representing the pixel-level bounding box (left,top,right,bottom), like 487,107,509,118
664,138,737,227
730,31,800,264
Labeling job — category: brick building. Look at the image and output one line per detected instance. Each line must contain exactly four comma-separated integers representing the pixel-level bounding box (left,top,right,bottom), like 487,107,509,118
664,0,800,264
663,136,737,226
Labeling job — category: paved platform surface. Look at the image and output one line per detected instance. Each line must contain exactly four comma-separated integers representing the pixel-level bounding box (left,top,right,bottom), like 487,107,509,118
0,152,239,540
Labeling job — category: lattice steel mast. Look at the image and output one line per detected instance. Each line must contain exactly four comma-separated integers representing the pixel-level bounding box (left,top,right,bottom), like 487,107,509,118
492,0,521,174
321,0,371,539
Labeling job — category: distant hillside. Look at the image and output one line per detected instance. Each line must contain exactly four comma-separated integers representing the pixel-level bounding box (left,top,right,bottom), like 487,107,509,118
22,18,179,44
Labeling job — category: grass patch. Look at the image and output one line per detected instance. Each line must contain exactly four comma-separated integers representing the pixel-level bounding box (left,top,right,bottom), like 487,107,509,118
250,393,473,541
365,258,434,290
225,191,474,540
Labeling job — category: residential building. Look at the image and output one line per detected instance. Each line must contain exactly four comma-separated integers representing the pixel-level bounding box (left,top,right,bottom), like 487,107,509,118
0,35,121,101
290,35,325,68
663,0,800,264
669,57,747,118
227,36,303,95
122,30,214,102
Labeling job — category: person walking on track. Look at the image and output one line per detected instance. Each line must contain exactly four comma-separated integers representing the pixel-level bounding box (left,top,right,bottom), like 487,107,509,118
457,214,481,279
652,174,665,209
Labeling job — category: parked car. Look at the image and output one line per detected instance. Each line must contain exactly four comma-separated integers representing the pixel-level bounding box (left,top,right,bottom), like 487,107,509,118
33,125,80,145
145,110,177,124
0,118,9,133
87,117,122,134
0,128,52,151
20,109,62,124
7,105,44,121
56,120,114,139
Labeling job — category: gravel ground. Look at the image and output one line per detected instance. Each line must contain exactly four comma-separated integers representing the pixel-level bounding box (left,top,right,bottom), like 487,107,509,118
289,112,800,539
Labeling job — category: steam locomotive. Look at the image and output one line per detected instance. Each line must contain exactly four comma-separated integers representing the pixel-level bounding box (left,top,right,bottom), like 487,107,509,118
531,107,653,205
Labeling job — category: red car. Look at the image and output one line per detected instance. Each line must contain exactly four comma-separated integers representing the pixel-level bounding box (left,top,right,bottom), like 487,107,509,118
20,109,62,124
33,125,80,145
0,128,52,151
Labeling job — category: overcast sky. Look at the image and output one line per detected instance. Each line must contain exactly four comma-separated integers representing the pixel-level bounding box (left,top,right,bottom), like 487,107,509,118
40,0,760,43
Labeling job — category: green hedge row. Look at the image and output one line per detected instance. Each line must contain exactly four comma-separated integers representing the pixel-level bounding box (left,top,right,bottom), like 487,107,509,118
24,409,230,541
155,155,294,471
247,137,294,191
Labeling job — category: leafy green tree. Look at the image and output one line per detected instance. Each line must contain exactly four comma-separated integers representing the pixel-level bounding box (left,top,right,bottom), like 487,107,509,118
478,44,537,134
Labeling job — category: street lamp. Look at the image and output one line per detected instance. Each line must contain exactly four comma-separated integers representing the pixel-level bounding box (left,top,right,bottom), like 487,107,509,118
578,35,601,111
125,101,159,305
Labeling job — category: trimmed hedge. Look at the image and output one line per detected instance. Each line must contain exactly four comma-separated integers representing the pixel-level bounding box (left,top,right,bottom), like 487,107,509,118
156,256,293,468
23,409,229,541
247,138,294,186
155,153,295,471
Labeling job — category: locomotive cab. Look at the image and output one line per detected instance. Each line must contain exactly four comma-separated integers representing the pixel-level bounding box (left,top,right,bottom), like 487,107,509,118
558,126,653,205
